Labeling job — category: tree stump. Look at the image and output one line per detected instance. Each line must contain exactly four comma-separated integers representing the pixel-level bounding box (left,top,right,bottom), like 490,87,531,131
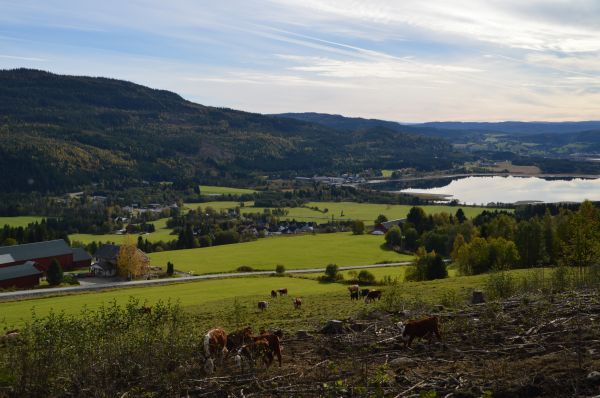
320,320,344,334
471,290,485,304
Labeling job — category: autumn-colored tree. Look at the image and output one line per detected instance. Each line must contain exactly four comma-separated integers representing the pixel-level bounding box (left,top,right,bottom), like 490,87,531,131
117,237,148,279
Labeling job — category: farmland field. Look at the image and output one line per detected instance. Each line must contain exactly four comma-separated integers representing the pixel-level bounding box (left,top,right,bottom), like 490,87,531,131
0,268,543,330
148,232,413,273
70,217,176,245
0,216,45,228
184,201,253,212
199,185,256,195
299,264,458,282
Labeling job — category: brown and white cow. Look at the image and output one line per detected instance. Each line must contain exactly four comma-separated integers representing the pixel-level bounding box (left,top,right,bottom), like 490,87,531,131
397,316,442,348
364,290,382,303
348,284,360,294
203,328,228,374
234,339,272,370
278,288,288,296
253,331,283,367
292,297,302,309
258,301,269,311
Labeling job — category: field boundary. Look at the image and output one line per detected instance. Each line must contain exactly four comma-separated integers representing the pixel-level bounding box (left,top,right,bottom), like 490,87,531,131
0,262,411,302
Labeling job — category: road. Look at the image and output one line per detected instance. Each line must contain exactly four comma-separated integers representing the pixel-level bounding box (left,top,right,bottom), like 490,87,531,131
0,262,411,302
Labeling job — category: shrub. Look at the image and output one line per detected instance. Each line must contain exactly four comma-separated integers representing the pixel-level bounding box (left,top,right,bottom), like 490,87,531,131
166,261,174,276
275,264,286,274
351,220,365,235
357,270,376,284
236,265,254,272
325,264,338,279
61,274,79,286
485,270,515,300
405,249,447,281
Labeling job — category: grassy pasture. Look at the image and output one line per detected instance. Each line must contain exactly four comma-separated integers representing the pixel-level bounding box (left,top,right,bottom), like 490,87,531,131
299,264,459,282
184,201,253,212
199,185,256,195
0,216,45,228
148,232,413,274
70,217,176,245
0,268,543,330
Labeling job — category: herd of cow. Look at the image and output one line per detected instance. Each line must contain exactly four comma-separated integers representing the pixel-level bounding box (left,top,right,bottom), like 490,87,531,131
347,284,382,302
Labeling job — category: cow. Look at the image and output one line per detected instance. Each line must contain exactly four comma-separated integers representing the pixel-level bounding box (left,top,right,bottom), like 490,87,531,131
271,290,278,298
292,297,302,309
258,301,269,311
234,339,272,370
226,326,253,353
397,316,442,348
278,288,288,296
350,291,359,301
0,330,20,347
364,290,382,303
253,331,283,367
360,288,371,297
203,328,228,374
348,284,360,294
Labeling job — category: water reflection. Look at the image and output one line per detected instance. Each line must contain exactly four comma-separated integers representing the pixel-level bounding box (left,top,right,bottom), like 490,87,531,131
399,176,600,205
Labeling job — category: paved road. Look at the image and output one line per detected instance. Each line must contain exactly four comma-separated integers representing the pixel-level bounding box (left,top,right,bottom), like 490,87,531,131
0,262,411,302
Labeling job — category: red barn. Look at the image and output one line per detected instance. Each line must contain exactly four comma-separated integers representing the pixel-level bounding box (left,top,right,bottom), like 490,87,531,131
0,239,90,271
0,261,42,289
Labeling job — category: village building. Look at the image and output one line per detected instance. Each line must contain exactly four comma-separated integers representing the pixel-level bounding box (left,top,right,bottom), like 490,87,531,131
0,239,92,271
0,261,43,289
91,244,149,277
372,218,406,234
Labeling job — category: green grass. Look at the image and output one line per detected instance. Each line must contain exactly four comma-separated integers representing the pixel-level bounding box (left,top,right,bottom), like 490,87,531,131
0,216,45,228
70,217,176,245
148,232,412,273
0,267,547,330
381,170,395,178
300,264,459,282
199,185,256,195
184,201,254,212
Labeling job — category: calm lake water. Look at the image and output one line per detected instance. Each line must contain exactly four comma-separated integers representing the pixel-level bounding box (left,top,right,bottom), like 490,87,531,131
398,176,600,205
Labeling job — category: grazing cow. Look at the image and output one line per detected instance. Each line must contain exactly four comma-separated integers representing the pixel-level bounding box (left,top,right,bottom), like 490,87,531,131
226,326,253,352
278,288,288,296
271,290,278,298
348,284,360,294
360,288,371,297
253,332,283,367
397,316,442,348
364,290,382,303
350,291,359,301
258,301,269,311
0,330,20,346
203,328,228,374
234,339,272,370
292,297,302,309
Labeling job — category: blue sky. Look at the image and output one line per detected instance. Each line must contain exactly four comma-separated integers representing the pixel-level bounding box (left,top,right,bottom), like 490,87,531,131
1,0,599,121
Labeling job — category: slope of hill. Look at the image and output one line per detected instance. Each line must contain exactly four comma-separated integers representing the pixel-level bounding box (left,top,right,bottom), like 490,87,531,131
0,69,457,192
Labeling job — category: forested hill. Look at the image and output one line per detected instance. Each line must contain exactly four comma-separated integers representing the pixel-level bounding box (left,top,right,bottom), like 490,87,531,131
0,69,456,192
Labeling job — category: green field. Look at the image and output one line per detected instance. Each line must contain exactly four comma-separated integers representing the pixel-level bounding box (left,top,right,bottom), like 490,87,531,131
0,268,543,330
0,216,45,228
300,264,458,282
199,185,256,195
381,170,395,178
70,217,176,245
185,201,502,225
148,232,412,273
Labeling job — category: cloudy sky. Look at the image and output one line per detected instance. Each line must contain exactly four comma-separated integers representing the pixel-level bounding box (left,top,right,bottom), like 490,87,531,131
1,0,599,121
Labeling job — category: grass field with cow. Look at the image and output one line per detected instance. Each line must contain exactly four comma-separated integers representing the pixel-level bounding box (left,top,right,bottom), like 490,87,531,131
148,232,413,274
0,267,543,330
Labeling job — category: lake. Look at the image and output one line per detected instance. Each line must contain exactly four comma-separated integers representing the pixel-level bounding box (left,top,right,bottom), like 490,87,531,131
395,176,600,205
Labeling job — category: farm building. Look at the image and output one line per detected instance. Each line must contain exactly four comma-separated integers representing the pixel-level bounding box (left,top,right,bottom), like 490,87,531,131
91,244,149,277
0,261,43,289
0,239,91,271
372,218,406,234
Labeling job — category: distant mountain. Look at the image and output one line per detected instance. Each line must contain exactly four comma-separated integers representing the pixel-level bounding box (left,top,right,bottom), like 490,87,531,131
0,69,457,192
415,121,600,135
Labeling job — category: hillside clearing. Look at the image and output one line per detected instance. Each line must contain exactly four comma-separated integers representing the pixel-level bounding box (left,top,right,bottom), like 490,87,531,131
199,185,257,195
0,216,46,228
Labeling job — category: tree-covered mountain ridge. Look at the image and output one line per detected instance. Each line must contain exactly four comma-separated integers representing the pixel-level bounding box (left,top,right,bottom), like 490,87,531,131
0,69,456,192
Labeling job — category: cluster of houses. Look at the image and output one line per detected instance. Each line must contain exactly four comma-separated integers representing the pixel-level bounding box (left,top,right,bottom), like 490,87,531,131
295,174,367,186
0,239,151,290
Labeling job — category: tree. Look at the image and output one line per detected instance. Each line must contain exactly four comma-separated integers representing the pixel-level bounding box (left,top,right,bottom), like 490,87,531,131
403,227,420,251
275,264,286,274
405,248,447,281
325,263,338,279
357,270,375,284
384,225,402,248
117,237,147,279
46,258,63,286
451,234,466,262
407,206,427,233
374,214,388,225
166,261,174,276
514,219,546,267
455,208,466,224
351,220,365,235
560,201,600,280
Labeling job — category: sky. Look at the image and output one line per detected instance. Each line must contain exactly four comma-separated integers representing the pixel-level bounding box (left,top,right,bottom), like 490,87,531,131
1,0,599,122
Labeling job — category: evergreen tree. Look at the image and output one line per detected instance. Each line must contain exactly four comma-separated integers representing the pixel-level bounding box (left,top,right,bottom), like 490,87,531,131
47,258,63,286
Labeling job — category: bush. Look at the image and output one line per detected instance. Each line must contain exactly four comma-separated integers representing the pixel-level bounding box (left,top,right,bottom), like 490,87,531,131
236,265,254,272
357,270,376,284
351,220,365,235
275,264,286,274
384,225,402,248
405,249,447,282
61,274,79,286
485,270,515,299
325,264,338,279
166,261,174,276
